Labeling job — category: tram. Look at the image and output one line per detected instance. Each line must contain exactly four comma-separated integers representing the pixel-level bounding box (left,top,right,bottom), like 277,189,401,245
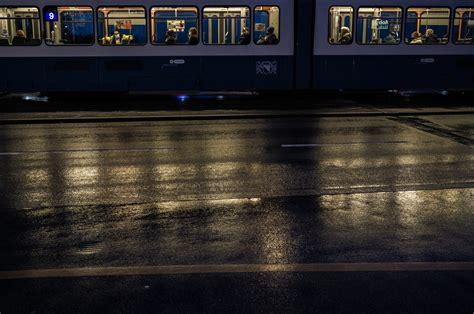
0,0,472,93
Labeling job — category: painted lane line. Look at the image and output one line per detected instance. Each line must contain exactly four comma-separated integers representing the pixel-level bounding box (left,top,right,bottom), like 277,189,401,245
281,141,410,148
0,152,22,156
0,148,174,156
1,262,473,280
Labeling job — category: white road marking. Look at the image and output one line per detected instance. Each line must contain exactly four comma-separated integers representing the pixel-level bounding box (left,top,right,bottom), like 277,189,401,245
0,148,174,156
0,262,473,280
0,152,22,156
282,141,410,148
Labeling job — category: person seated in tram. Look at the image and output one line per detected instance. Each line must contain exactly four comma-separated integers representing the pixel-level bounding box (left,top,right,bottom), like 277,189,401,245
338,26,352,44
12,30,27,45
423,29,439,44
383,30,399,44
110,31,123,45
188,27,199,45
165,30,176,45
410,31,423,44
257,26,279,45
238,27,251,44
0,29,9,45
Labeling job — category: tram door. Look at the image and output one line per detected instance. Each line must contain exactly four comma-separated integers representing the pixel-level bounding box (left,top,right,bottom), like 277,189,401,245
200,7,253,90
203,10,245,45
146,6,200,91
13,11,40,40
312,6,356,89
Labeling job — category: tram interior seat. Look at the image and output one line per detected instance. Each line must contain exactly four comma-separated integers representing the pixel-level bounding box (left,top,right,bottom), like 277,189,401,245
0,39,9,46
27,39,41,46
11,38,27,46
100,35,135,45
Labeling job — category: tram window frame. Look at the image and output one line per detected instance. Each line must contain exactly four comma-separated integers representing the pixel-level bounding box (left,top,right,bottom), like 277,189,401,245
356,7,403,45
328,6,355,45
202,6,252,45
452,7,474,45
97,6,148,46
405,7,451,45
150,6,200,45
43,6,95,46
0,6,42,46
254,5,281,45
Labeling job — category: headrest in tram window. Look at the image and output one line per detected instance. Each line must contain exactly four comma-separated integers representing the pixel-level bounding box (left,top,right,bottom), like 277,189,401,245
122,35,134,44
0,39,9,46
101,36,112,45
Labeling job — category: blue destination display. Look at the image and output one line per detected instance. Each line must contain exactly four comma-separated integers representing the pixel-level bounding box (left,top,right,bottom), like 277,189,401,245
45,9,58,22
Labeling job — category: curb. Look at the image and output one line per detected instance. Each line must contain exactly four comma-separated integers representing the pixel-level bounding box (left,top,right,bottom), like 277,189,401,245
0,110,473,125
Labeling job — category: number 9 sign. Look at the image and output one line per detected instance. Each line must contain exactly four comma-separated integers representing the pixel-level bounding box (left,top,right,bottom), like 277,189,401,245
45,10,57,21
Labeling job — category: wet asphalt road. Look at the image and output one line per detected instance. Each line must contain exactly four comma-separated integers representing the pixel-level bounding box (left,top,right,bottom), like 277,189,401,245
0,114,473,313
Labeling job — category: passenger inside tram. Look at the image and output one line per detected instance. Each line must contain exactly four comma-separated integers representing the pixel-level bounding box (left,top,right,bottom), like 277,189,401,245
254,6,279,45
188,27,199,45
151,7,198,45
383,30,399,44
98,7,146,45
405,8,450,44
257,26,279,44
0,29,8,45
410,31,423,44
339,26,352,44
424,28,439,44
12,30,27,45
356,7,401,45
165,30,176,45
328,6,353,44
239,27,251,44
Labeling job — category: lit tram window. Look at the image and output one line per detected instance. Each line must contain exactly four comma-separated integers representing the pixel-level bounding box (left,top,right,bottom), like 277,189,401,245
0,7,41,46
328,6,354,45
356,7,402,45
203,7,251,45
44,6,94,45
150,7,199,45
405,7,451,45
453,7,474,44
254,6,280,45
98,7,147,45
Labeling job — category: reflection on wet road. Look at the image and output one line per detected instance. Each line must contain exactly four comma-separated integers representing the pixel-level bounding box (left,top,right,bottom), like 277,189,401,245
0,116,472,210
0,115,473,312
1,190,472,270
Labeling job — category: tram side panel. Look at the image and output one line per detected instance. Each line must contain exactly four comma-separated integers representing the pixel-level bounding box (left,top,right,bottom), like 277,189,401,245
0,57,44,92
0,0,294,93
313,0,474,91
199,3,294,91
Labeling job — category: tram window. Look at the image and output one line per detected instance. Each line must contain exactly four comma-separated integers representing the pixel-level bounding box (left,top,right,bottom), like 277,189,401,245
151,7,199,45
254,6,280,45
357,7,402,45
405,8,450,45
328,6,354,44
453,8,474,44
43,6,94,45
0,7,41,46
203,7,251,45
98,7,147,45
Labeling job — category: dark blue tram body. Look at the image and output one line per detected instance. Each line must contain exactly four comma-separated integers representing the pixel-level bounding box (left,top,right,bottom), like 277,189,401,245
0,0,472,93
313,0,474,91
